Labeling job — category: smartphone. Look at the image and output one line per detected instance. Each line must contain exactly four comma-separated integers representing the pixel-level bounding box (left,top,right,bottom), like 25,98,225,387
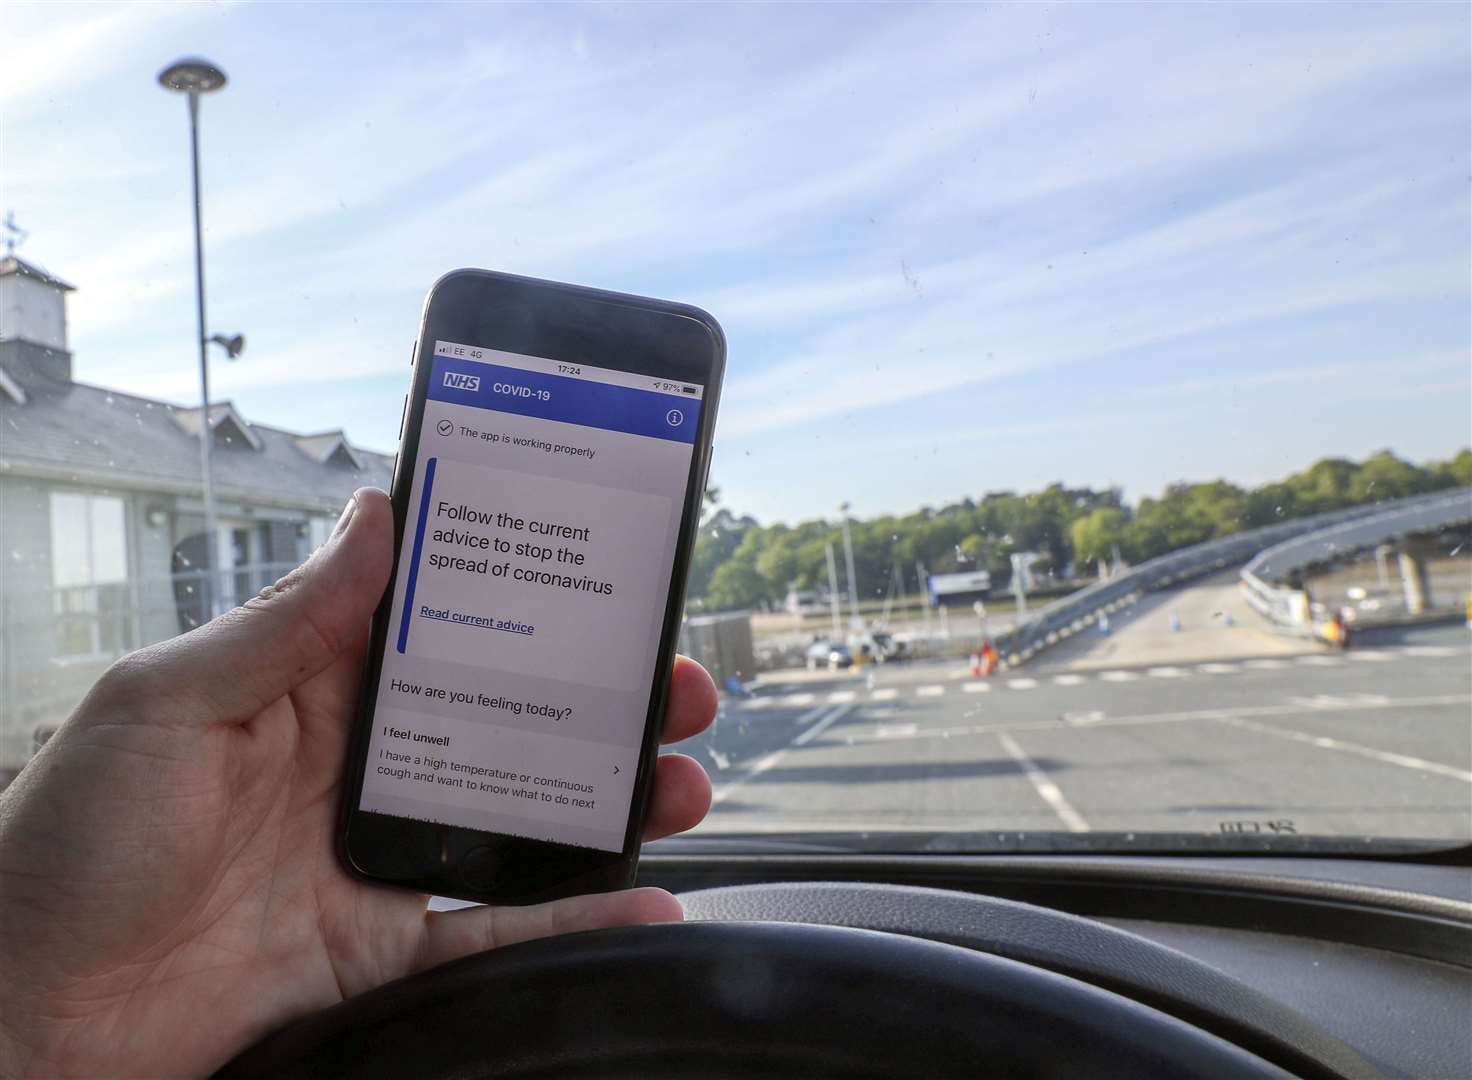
338,269,724,904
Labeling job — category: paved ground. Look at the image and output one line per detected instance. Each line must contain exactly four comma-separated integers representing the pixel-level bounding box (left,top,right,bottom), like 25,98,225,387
1034,572,1316,670
671,621,1472,845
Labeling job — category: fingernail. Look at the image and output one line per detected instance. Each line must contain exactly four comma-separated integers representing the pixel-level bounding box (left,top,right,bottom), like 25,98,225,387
332,493,359,539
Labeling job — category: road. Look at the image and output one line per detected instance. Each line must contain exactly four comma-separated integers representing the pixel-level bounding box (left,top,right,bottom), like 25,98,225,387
670,622,1471,844
1034,571,1315,670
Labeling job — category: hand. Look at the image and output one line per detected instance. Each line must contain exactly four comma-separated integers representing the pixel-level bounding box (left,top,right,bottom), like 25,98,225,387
0,488,716,1078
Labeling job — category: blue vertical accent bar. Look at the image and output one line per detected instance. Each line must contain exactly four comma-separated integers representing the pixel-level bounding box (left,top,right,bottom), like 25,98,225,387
397,456,437,654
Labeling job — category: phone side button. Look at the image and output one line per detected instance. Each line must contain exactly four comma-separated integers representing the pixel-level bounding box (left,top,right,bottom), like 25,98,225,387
396,395,407,439
460,846,500,890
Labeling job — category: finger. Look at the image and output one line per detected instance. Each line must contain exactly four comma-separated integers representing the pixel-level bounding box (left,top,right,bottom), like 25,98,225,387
642,753,712,841
112,488,394,724
661,655,717,744
419,886,682,973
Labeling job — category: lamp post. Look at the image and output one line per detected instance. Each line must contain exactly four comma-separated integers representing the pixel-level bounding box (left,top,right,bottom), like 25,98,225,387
159,57,228,617
838,501,860,628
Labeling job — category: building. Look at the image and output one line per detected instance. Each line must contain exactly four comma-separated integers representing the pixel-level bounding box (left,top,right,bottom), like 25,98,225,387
0,255,392,785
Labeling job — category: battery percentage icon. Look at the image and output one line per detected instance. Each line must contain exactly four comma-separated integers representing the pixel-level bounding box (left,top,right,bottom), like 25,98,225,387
681,385,698,394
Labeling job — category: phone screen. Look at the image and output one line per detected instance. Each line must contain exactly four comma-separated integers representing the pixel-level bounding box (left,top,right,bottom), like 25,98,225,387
357,338,705,853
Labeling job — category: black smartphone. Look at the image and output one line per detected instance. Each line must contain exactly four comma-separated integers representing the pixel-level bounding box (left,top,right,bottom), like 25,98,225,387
338,269,724,904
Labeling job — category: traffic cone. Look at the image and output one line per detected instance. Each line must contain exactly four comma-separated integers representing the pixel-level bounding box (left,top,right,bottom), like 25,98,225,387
970,651,982,677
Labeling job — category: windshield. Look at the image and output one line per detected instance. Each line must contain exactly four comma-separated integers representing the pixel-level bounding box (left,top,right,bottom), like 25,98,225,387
2,2,1468,855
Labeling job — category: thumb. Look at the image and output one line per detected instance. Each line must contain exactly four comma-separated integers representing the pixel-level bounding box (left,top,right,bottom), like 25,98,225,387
121,487,395,724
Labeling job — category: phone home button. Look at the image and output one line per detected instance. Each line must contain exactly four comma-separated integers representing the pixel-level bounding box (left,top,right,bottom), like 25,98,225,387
459,846,500,890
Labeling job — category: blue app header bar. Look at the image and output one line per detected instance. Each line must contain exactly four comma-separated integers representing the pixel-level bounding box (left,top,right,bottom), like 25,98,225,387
427,354,701,444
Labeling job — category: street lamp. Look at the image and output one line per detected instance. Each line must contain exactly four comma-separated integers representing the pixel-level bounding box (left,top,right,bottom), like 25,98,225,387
159,57,228,617
209,332,246,359
838,501,861,628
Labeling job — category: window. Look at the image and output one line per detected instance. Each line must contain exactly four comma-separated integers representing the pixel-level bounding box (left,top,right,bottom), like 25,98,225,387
308,515,336,553
49,493,130,660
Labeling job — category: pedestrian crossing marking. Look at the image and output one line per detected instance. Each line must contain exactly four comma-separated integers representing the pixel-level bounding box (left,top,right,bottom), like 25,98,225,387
731,642,1463,707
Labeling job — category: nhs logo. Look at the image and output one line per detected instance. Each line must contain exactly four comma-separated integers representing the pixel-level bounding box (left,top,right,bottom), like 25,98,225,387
443,371,480,391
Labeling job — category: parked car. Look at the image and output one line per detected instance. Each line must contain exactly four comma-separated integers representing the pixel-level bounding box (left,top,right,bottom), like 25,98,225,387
848,629,908,663
804,640,853,670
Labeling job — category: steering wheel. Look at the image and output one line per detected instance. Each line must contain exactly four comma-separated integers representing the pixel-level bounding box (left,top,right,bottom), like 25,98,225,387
217,883,1378,1079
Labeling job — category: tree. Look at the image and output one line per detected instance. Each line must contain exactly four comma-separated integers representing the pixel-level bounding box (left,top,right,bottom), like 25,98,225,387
1348,450,1430,503
686,448,1470,606
1284,457,1358,513
704,556,766,611
1434,449,1472,488
1070,507,1127,567
686,507,755,605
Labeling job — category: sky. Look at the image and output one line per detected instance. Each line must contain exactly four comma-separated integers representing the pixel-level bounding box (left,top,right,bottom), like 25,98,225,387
3,1,1469,524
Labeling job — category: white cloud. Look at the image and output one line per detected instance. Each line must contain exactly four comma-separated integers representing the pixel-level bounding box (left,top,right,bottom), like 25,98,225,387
0,2,185,112
5,1,1467,513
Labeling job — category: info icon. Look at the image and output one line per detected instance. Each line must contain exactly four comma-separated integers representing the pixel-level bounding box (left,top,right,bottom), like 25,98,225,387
665,409,684,427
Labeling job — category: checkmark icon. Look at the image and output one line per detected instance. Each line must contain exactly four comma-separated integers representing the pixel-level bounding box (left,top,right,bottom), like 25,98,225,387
437,420,454,436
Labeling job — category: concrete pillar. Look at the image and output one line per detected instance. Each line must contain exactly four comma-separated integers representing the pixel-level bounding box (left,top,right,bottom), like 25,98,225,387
1374,544,1392,590
1398,548,1431,615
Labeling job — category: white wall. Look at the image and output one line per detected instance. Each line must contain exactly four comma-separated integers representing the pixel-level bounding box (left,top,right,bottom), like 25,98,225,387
0,274,67,350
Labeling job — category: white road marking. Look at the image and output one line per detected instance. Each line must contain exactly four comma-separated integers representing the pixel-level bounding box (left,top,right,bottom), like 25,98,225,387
710,748,789,804
1099,670,1139,682
948,668,973,680
779,692,816,707
1007,678,1039,690
832,694,1471,745
1062,710,1107,726
874,722,918,739
1147,666,1186,679
1197,663,1241,674
711,704,854,804
793,704,855,746
962,682,991,694
826,690,857,704
1213,714,1472,783
1244,659,1291,670
1347,651,1395,663
869,687,898,701
1288,693,1391,710
1053,674,1087,686
1295,655,1343,667
916,684,946,697
997,732,1090,832
794,703,835,725
739,697,777,710
1401,645,1458,658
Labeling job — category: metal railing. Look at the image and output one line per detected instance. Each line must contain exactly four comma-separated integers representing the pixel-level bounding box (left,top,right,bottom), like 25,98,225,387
1240,489,1472,632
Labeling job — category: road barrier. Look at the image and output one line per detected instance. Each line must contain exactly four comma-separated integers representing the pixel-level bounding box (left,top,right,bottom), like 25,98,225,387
1240,488,1472,634
998,490,1469,668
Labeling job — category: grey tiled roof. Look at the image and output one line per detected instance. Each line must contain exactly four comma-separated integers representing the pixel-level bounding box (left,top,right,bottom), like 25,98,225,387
0,255,75,291
0,361,393,512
